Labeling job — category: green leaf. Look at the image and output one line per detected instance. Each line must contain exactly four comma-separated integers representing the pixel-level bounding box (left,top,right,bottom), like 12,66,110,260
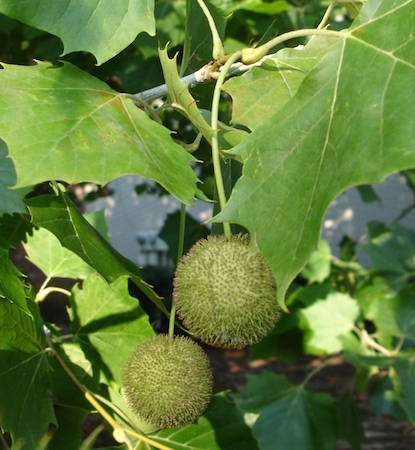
25,190,168,315
301,292,360,354
369,374,408,421
24,227,95,280
0,237,31,316
336,393,364,450
69,274,155,386
339,1,365,19
356,184,380,203
233,372,338,450
0,213,34,245
0,0,155,65
355,277,399,347
214,0,415,308
159,47,213,141
363,224,415,290
0,61,198,205
352,354,415,424
150,392,259,450
301,239,331,283
182,0,227,75
49,405,88,450
356,279,415,347
49,341,100,411
0,138,30,215
0,296,56,448
223,35,339,131
210,0,287,15
233,372,293,413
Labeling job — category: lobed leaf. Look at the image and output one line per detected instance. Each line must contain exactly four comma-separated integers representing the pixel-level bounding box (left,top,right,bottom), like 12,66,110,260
25,190,168,315
214,0,415,308
0,297,56,448
0,0,155,65
69,274,155,386
223,35,339,131
0,61,198,205
352,353,415,424
233,372,338,450
0,237,31,316
151,392,259,450
0,138,30,215
24,227,95,280
301,292,360,355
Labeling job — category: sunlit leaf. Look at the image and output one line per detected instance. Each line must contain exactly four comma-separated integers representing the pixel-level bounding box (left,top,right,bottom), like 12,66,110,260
301,292,360,354
223,35,338,131
24,227,95,280
215,0,415,308
0,0,155,65
0,61,198,205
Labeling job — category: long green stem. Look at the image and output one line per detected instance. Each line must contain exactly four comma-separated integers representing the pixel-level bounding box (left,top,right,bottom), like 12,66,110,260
241,28,342,64
36,286,72,302
211,51,242,239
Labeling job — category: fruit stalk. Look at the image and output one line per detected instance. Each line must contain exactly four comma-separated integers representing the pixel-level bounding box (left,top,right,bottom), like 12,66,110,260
211,51,242,239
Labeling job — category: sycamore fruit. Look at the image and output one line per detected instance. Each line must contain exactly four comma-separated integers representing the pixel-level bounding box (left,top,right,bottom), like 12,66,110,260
173,234,281,349
123,334,212,429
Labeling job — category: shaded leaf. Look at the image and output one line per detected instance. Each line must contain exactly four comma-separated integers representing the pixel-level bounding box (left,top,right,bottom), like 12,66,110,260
49,341,100,411
0,236,31,316
69,274,155,386
49,405,88,450
336,393,364,450
214,0,415,308
301,292,360,354
0,296,56,448
151,392,259,450
25,190,168,315
233,372,338,450
351,353,415,424
0,0,155,65
0,213,34,245
0,138,30,215
363,224,415,290
369,374,408,422
182,0,227,75
233,372,293,413
0,61,198,205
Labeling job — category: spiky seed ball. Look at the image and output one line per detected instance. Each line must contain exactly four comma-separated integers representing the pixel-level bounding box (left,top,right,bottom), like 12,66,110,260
123,334,212,429
173,234,282,349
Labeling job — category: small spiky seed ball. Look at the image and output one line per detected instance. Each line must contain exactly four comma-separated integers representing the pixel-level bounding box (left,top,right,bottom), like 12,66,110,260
173,234,281,349
123,334,212,429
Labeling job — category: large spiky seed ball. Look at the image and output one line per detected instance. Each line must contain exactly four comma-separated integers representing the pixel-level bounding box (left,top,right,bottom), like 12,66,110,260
123,334,212,429
173,234,281,349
